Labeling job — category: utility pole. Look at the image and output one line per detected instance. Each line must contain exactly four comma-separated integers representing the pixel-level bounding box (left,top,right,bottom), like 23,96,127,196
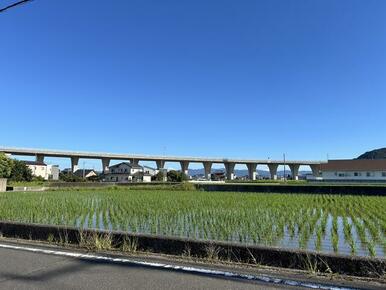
283,153,286,182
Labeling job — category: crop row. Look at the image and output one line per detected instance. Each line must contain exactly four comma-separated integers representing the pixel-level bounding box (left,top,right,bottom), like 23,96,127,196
0,189,385,257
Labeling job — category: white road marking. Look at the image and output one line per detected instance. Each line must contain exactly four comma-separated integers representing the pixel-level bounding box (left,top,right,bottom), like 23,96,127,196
0,243,358,290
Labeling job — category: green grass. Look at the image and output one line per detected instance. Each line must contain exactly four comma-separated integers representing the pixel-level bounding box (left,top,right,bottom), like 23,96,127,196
0,188,385,258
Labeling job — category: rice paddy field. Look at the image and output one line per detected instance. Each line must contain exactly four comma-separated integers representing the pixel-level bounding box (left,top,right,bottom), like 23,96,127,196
0,188,385,258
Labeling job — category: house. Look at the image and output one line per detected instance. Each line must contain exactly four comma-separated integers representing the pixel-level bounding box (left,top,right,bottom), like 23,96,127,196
103,162,150,182
143,166,158,176
73,169,99,179
23,161,59,180
319,159,386,181
132,171,153,183
211,172,226,181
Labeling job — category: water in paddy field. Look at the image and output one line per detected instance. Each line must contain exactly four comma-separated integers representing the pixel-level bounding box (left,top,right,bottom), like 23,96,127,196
76,211,385,258
278,215,384,258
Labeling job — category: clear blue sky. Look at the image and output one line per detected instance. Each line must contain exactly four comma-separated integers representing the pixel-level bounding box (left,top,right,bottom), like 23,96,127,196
1,0,386,169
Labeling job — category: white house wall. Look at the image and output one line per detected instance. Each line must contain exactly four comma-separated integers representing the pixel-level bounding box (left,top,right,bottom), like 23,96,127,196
322,170,386,180
27,165,47,179
104,174,133,182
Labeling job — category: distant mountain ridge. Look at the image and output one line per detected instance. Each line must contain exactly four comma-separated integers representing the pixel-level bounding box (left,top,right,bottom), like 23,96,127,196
357,148,386,160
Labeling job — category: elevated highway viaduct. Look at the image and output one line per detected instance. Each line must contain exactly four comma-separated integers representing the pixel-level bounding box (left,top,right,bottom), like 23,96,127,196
0,147,325,180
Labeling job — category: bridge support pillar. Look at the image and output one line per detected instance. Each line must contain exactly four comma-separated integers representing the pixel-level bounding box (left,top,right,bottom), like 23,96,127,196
203,162,212,180
36,154,45,163
180,161,189,177
102,158,110,174
289,164,300,180
268,164,278,180
225,162,235,180
71,157,79,173
156,160,165,169
310,164,321,177
156,160,167,181
247,163,257,180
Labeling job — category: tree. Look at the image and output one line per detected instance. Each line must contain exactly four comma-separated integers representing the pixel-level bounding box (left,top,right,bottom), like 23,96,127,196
180,172,188,181
167,170,178,182
9,159,33,182
167,170,188,182
59,172,85,182
152,171,165,182
0,153,13,178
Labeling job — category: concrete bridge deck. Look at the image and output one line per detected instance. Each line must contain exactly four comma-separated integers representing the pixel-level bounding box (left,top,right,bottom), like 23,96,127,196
0,146,326,180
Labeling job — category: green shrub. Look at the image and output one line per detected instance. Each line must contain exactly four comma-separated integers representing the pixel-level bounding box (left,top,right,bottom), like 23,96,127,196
0,153,12,178
9,159,33,182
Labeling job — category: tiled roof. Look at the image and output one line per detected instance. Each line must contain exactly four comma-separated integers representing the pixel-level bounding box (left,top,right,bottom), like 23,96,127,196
109,162,143,169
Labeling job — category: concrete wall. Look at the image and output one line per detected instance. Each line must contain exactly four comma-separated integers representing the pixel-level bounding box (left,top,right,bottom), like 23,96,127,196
197,183,386,195
143,175,152,182
0,178,6,192
322,170,386,181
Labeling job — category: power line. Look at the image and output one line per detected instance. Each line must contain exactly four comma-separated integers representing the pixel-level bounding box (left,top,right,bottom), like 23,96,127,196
0,0,33,13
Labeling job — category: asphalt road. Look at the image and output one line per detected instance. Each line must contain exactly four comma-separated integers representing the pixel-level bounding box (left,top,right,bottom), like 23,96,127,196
1,241,382,290
0,245,295,290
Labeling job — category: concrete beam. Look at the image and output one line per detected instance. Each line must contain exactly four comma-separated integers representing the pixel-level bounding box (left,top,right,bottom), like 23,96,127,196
0,146,326,165
156,160,165,170
246,163,257,180
180,161,189,177
71,157,79,173
36,154,45,163
203,162,212,180
289,164,300,180
268,164,279,180
224,162,235,180
102,158,110,174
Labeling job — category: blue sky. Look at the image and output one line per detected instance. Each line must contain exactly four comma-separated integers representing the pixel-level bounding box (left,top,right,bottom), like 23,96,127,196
1,0,386,169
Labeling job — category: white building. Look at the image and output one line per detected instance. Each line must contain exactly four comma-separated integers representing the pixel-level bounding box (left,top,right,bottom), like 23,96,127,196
320,159,386,181
103,162,153,182
143,166,158,176
24,161,60,180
